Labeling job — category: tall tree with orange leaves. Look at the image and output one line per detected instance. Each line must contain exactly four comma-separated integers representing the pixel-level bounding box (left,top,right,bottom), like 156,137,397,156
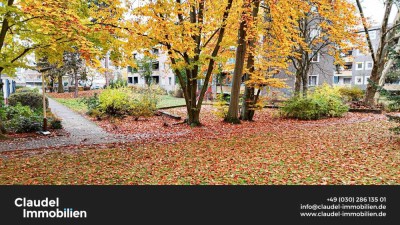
0,0,102,135
93,0,237,126
226,0,308,122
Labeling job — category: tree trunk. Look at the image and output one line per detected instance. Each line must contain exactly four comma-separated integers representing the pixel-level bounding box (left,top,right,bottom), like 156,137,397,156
294,72,301,97
58,74,64,93
364,66,380,106
74,73,78,98
241,0,260,121
302,73,308,97
0,69,5,134
225,15,247,124
104,53,110,87
374,9,400,103
359,0,393,106
167,0,233,127
241,79,255,120
188,109,201,127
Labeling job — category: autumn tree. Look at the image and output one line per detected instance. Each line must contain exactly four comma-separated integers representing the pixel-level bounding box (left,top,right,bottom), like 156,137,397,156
226,0,311,122
288,0,359,97
225,0,251,124
356,0,400,106
0,0,100,134
0,0,96,77
92,0,237,126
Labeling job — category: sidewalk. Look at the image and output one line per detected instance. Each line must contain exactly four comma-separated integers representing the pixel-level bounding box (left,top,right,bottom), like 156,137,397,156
0,99,120,151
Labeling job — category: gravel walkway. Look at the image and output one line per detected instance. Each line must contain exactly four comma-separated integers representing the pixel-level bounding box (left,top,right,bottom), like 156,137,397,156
0,98,132,151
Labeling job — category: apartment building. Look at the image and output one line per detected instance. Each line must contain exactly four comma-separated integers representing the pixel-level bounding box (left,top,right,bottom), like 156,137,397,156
126,48,177,92
334,27,380,89
276,26,380,96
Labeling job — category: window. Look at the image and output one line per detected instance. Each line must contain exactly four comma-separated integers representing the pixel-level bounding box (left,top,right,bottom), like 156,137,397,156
355,76,363,85
366,61,373,70
343,78,352,84
333,76,339,84
364,76,370,85
347,50,353,56
308,75,318,86
152,76,160,84
355,62,364,71
368,30,377,40
128,77,133,84
311,52,319,62
168,77,172,85
133,77,139,84
152,61,159,70
153,48,159,55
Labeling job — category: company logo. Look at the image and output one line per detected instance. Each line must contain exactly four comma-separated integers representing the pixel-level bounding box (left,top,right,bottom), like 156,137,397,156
15,198,87,219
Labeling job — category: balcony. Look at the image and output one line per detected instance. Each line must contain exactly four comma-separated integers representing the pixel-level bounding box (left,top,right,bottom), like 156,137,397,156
343,56,353,63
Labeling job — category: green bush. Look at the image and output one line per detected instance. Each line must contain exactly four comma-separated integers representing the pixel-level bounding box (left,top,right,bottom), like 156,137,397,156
49,117,63,129
338,86,364,102
131,90,158,120
94,88,159,118
2,103,32,120
281,84,348,120
98,88,133,116
8,92,48,110
213,94,229,118
2,104,42,133
82,93,101,116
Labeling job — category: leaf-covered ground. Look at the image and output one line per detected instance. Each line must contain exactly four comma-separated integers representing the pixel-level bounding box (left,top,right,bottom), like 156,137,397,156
0,107,398,185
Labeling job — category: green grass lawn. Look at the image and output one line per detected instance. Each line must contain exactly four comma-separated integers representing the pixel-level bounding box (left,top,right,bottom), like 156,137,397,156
157,95,186,108
54,98,87,113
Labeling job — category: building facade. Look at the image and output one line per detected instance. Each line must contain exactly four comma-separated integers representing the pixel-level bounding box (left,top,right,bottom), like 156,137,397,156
276,27,380,96
334,27,380,89
124,27,383,97
126,48,177,92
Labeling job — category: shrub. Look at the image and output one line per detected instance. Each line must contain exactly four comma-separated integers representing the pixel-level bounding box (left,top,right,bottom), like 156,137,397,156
0,95,5,111
2,103,32,120
49,117,63,129
8,92,48,110
94,88,159,119
149,84,167,95
98,88,133,116
213,94,229,118
131,91,158,120
338,86,364,102
2,104,42,133
281,84,348,120
82,93,101,116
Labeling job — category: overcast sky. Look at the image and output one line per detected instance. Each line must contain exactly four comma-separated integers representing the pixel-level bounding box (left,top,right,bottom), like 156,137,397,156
362,0,398,24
